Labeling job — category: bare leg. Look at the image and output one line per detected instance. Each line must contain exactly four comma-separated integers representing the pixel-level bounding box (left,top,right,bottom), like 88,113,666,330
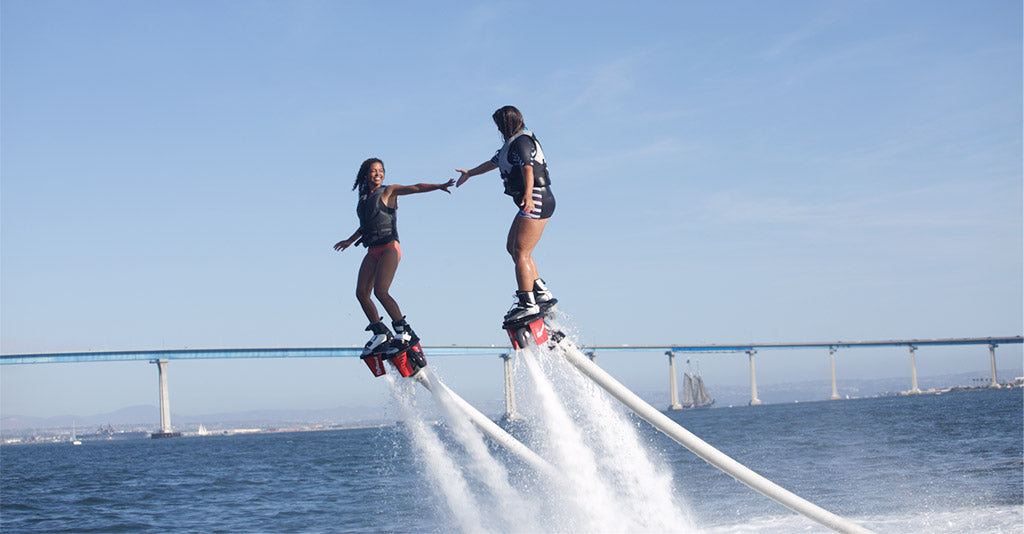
373,247,404,322
356,253,381,323
507,215,548,291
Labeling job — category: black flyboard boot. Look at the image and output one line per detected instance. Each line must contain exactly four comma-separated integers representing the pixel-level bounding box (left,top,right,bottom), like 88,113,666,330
504,290,541,326
384,317,426,377
385,316,419,356
362,320,393,356
361,320,393,377
533,278,558,312
503,290,549,349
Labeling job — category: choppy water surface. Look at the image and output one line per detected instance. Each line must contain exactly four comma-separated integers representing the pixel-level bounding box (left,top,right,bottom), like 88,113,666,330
2,371,1020,533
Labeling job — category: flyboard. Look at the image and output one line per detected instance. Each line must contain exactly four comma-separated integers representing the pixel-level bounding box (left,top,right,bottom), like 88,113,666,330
358,332,555,477
504,307,876,534
359,335,428,379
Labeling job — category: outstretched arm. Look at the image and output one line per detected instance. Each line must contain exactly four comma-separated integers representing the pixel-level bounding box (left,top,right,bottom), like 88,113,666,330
387,179,456,197
381,179,455,208
455,161,497,187
334,229,362,252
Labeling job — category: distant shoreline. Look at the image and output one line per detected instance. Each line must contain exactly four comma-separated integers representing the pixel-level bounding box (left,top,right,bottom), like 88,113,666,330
4,385,1019,446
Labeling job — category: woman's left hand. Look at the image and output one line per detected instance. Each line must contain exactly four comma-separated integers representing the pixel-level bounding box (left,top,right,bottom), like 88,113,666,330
334,237,358,251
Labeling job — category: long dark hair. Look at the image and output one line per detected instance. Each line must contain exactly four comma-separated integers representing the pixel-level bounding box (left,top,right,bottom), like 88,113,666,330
352,157,384,197
492,105,524,140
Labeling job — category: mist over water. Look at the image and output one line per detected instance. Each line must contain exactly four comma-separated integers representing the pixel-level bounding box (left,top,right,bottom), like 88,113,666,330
387,374,484,532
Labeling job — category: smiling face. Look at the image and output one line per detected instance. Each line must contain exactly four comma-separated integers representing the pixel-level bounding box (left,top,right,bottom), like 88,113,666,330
353,157,386,196
367,161,385,189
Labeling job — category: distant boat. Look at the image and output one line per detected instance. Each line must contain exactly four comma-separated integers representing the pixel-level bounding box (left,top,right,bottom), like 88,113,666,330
71,421,82,446
681,363,715,409
197,424,209,436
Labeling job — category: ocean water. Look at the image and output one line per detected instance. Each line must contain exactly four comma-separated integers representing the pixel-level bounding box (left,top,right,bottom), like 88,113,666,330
2,349,1021,533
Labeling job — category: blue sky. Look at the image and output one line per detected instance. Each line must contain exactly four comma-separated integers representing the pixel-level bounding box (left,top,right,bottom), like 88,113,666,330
2,1,1021,419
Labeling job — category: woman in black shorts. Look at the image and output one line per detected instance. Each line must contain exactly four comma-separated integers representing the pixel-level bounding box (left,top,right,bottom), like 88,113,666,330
455,105,557,323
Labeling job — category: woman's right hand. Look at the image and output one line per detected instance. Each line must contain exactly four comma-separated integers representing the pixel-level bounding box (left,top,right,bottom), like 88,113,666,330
333,239,354,251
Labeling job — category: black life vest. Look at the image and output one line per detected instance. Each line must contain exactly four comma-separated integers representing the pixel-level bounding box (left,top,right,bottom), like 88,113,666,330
496,129,550,197
357,186,398,247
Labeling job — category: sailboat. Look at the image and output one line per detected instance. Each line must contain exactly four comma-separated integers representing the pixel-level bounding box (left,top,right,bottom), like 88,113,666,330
71,421,82,446
681,361,715,409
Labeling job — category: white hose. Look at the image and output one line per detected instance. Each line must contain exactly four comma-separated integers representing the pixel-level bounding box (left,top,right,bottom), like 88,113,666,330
414,371,556,477
555,342,875,534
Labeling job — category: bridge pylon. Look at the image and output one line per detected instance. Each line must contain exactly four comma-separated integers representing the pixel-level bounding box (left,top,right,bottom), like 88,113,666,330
150,359,181,438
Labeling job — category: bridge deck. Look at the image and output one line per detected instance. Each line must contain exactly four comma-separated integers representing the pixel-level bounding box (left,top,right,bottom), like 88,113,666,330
1,336,1020,364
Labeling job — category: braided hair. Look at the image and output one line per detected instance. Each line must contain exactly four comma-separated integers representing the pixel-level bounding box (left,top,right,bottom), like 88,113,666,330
352,157,384,198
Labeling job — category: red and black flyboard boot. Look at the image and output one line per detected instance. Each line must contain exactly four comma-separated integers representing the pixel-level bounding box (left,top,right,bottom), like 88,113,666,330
360,320,393,377
503,290,550,350
383,317,426,377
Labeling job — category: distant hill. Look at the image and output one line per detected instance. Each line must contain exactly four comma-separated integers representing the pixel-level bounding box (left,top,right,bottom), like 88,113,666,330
2,405,157,432
1,404,389,435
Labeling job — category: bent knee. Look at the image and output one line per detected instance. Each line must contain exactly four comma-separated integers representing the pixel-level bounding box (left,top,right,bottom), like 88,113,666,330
513,250,532,264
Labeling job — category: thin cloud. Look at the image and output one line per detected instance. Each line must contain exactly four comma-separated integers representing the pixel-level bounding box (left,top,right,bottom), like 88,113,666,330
761,12,843,61
695,181,1019,232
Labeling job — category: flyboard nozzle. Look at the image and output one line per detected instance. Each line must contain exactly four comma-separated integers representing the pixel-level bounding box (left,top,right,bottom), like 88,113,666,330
504,315,549,350
390,343,427,377
361,352,388,377
361,343,427,378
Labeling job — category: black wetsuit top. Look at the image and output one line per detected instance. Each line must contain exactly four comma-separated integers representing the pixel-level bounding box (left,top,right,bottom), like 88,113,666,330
357,187,398,247
491,131,551,197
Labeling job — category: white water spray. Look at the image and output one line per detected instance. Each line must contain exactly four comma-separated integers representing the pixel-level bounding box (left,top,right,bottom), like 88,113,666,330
420,368,544,532
518,346,697,532
382,315,698,533
385,374,485,533
535,346,696,531
521,347,638,531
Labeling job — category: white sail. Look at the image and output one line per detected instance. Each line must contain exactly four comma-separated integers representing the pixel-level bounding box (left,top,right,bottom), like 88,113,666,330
694,375,714,406
682,373,696,407
681,366,715,409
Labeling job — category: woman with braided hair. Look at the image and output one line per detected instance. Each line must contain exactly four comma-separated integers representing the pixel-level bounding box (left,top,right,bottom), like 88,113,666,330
334,157,454,354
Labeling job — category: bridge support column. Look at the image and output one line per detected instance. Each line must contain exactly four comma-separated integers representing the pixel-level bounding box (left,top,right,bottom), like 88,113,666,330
748,350,762,406
151,359,181,438
907,346,921,394
667,351,682,410
829,347,841,400
501,353,522,421
988,343,1001,389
